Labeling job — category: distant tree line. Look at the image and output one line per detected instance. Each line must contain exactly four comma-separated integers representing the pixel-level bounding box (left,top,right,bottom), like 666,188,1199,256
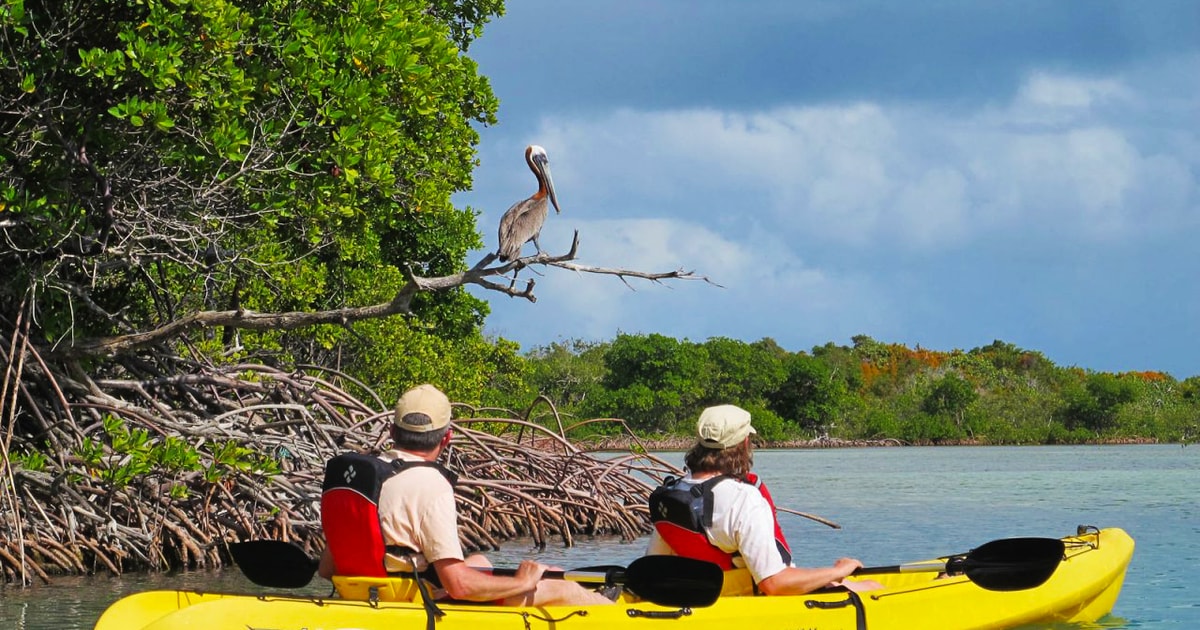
481,334,1200,445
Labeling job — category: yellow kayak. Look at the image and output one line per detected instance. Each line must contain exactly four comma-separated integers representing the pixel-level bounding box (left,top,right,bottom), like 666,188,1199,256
95,526,1133,630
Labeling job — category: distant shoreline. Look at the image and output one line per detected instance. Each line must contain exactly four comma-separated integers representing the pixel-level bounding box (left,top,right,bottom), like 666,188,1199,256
567,435,1164,452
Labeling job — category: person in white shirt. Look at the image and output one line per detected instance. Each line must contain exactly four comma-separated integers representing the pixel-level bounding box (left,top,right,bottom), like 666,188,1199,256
646,404,882,595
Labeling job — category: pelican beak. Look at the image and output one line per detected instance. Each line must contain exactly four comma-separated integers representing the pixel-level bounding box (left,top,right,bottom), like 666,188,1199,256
539,160,560,214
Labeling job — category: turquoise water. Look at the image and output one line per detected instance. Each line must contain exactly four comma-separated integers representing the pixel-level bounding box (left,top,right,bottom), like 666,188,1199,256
1,444,1196,628
755,445,1198,629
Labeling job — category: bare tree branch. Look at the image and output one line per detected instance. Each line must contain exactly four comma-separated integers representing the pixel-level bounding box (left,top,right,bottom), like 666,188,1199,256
49,230,715,358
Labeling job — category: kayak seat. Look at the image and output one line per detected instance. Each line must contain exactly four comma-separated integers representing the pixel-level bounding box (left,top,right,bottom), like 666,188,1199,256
720,568,757,596
332,575,422,602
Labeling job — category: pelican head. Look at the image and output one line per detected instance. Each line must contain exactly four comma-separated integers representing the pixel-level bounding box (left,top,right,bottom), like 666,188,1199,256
527,145,560,214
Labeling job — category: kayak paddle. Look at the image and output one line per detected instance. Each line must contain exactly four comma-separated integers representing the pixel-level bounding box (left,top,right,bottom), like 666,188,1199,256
853,536,1065,591
228,540,319,589
228,541,723,607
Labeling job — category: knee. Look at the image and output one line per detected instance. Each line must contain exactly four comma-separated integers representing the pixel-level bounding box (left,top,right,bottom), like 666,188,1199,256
464,553,492,568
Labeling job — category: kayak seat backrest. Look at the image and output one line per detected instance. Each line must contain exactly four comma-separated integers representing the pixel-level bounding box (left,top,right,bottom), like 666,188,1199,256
321,453,404,578
332,575,421,602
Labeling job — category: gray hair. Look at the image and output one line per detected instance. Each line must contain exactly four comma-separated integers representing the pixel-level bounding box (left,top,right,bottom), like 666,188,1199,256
391,424,449,452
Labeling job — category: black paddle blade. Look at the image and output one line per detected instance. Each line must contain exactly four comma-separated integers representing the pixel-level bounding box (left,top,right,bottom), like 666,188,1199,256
229,540,319,589
623,555,724,608
572,565,626,575
950,537,1065,591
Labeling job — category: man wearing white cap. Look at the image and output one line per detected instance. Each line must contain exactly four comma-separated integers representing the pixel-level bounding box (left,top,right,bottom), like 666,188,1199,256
319,384,611,605
646,404,880,595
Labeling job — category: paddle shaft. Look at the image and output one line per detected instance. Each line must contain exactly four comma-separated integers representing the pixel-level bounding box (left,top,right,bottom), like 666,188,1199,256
480,567,620,585
231,541,622,586
854,560,947,576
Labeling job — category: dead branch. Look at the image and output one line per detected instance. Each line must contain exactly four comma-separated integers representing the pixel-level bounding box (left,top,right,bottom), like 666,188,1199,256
47,230,715,359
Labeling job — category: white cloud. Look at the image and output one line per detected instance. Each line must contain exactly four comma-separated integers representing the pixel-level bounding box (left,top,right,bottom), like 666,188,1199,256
1016,72,1131,109
525,67,1194,255
538,104,907,247
889,167,970,247
531,217,779,331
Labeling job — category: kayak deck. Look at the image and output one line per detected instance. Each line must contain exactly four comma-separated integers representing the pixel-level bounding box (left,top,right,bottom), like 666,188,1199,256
95,526,1134,630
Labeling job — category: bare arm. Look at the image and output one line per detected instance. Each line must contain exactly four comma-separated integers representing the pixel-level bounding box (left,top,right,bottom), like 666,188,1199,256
756,558,863,596
433,558,545,602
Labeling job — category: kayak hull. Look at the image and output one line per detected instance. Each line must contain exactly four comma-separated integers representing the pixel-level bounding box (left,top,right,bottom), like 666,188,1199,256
95,527,1133,630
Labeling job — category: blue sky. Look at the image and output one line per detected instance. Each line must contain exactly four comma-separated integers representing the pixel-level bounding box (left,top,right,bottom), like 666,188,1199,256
454,1,1200,379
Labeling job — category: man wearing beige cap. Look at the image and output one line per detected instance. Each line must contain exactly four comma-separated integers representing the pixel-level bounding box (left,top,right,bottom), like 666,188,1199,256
319,384,611,605
647,404,880,595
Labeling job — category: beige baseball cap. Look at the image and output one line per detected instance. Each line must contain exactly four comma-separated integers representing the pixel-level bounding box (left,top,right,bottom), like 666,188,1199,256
696,404,756,449
394,384,452,432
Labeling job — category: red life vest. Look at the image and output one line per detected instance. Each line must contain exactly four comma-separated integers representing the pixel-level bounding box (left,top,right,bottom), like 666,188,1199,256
648,473,792,570
320,452,457,577
744,471,793,564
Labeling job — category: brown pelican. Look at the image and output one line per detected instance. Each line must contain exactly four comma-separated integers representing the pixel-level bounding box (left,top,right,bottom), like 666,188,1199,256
497,145,560,262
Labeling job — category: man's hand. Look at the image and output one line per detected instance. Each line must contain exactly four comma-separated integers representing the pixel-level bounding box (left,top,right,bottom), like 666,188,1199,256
514,559,547,590
832,557,865,580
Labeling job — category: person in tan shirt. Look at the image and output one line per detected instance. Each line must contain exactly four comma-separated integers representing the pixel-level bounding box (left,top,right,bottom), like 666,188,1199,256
318,384,611,606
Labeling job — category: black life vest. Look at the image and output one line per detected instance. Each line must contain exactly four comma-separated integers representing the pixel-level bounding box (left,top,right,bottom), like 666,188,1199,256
648,473,792,570
320,452,457,577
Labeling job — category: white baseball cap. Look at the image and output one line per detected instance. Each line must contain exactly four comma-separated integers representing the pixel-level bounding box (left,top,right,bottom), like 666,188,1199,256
696,404,756,449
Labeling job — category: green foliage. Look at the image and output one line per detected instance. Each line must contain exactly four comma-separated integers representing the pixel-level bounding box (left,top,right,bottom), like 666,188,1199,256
2,0,504,387
700,336,787,408
150,436,201,471
523,334,801,435
204,440,279,482
811,341,865,391
592,333,710,432
1179,376,1200,401
853,402,901,440
901,413,961,443
509,339,608,415
1058,372,1140,433
91,415,155,488
969,340,1055,380
518,332,1199,445
477,336,531,410
923,373,977,425
770,353,849,434
966,384,1059,444
348,315,522,408
739,402,789,442
72,415,278,490
10,448,48,472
